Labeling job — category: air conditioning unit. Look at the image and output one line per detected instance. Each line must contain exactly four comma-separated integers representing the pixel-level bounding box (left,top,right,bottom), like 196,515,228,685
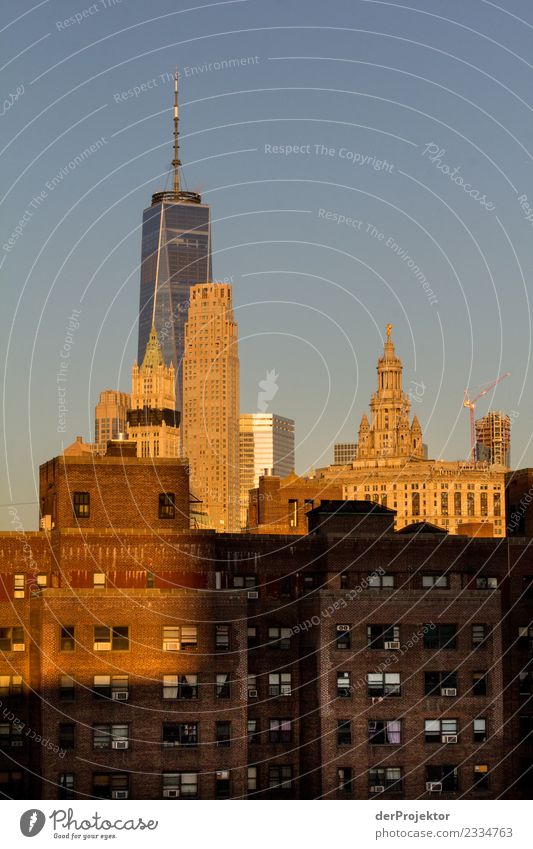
441,688,457,697
163,788,179,798
384,641,401,650
426,782,442,792
442,734,457,744
280,685,292,696
12,643,25,652
94,642,111,651
370,785,385,793
163,641,180,651
112,691,129,701
40,514,52,531
112,790,129,799
112,740,129,750
11,740,23,747
247,591,259,599
337,624,350,632
248,689,258,698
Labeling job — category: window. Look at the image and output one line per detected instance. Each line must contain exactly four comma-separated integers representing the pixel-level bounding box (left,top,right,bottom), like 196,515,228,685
518,626,533,648
60,625,75,651
269,719,291,744
337,671,352,698
233,575,257,589
473,764,489,790
216,673,230,699
473,718,487,742
288,499,298,528
248,719,260,744
73,492,90,518
58,773,74,800
215,624,230,652
337,719,352,746
215,770,231,799
268,765,292,792
367,624,399,649
494,492,501,516
368,720,401,745
337,767,353,794
59,724,75,751
93,724,128,750
519,715,533,741
268,626,291,650
0,627,24,652
162,772,198,798
441,492,448,516
13,574,25,599
0,722,24,749
93,675,128,699
367,672,401,697
454,491,462,515
60,675,75,701
472,624,488,647
424,719,458,743
247,627,258,649
368,573,395,589
93,626,129,651
162,625,197,651
426,765,458,792
467,492,475,516
269,672,292,696
247,766,258,794
159,493,175,519
248,674,258,698
0,675,22,698
424,624,457,650
0,770,23,799
216,721,231,747
475,577,498,589
412,491,420,516
335,624,351,650
473,671,488,696
93,573,106,589
162,723,198,748
519,672,533,695
368,767,403,792
92,773,129,800
422,574,448,588
424,671,457,696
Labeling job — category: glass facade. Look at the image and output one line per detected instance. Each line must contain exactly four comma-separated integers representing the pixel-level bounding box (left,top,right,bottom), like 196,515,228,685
137,199,212,413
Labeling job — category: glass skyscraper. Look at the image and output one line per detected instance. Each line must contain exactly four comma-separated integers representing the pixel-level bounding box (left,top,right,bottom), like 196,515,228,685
137,72,212,415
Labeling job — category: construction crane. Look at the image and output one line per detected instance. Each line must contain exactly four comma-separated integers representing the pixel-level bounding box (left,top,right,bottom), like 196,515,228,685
463,372,510,462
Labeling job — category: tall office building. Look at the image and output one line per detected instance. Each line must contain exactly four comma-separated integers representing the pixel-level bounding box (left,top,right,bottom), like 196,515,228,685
182,283,240,531
475,411,511,467
137,71,212,415
94,390,130,454
127,326,180,458
239,413,295,527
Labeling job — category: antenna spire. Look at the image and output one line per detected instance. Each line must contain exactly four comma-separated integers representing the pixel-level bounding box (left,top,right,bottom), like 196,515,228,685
172,67,181,195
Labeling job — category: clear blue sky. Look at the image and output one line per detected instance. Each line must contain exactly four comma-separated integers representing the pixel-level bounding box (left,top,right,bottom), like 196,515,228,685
1,0,532,529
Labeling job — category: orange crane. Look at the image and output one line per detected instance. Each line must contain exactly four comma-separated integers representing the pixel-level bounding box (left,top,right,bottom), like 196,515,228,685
463,372,510,462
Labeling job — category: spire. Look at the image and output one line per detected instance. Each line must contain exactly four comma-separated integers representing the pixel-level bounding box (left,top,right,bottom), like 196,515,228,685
172,68,181,195
141,325,164,369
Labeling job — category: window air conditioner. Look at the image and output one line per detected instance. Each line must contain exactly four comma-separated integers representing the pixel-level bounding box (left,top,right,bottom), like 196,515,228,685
163,641,180,651
112,740,129,750
247,591,259,600
248,689,258,698
370,785,385,793
441,688,457,697
384,641,401,650
337,624,350,632
112,790,129,799
112,691,129,701
12,643,25,652
426,782,442,792
163,788,179,798
442,734,457,744
94,642,111,651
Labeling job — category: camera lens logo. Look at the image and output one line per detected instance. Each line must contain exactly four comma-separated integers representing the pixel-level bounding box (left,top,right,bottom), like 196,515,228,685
20,810,46,837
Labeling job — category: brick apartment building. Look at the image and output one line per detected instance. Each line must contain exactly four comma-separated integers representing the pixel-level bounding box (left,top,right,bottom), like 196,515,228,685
0,449,531,800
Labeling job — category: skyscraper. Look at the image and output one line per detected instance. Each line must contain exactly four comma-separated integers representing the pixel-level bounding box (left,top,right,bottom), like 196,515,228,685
182,283,239,531
127,326,180,458
137,71,212,415
475,411,511,467
94,390,130,454
239,413,295,527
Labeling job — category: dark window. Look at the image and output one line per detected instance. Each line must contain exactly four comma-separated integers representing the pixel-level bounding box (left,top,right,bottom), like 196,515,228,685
59,724,75,751
247,719,260,744
92,773,129,800
0,626,24,651
519,673,533,696
473,672,488,696
0,770,23,799
0,722,24,749
337,719,352,746
472,624,488,647
73,492,90,518
368,720,401,745
337,671,351,697
163,723,198,747
367,624,399,649
269,719,291,743
59,675,75,701
337,767,353,793
424,671,457,696
247,627,258,649
215,624,230,652
422,574,449,589
58,773,74,800
369,767,403,792
216,674,230,699
158,493,175,519
60,625,75,651
475,577,498,590
268,626,291,650
367,672,401,697
215,770,231,799
335,624,351,650
473,765,489,790
426,765,458,792
93,724,128,750
424,624,457,650
216,721,231,747
519,715,533,741
93,626,129,652
473,718,487,742
424,719,457,743
268,765,292,792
